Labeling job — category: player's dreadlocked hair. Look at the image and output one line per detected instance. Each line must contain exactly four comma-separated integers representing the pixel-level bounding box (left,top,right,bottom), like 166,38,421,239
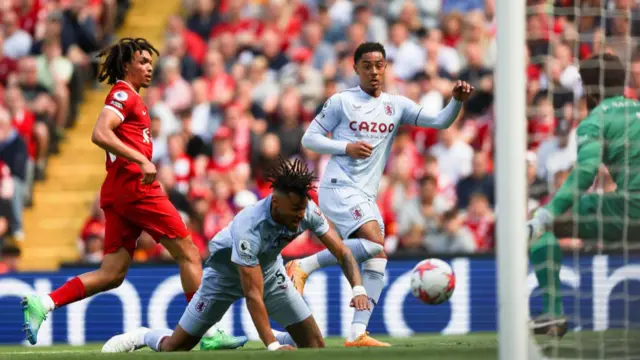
267,157,317,199
97,38,159,85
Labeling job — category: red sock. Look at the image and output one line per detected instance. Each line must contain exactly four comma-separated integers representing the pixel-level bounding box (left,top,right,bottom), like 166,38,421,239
185,292,195,303
49,277,86,308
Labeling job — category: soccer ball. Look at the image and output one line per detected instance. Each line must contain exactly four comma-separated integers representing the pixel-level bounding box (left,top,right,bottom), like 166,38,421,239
410,258,456,305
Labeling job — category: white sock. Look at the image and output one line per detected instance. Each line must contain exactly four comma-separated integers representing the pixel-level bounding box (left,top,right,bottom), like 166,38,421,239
40,295,55,313
273,330,297,347
297,255,320,274
349,323,367,342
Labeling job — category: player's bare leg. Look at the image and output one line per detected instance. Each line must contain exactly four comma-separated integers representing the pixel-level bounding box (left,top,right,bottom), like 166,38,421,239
154,325,201,351
77,247,132,295
160,235,202,300
23,247,132,344
284,316,325,348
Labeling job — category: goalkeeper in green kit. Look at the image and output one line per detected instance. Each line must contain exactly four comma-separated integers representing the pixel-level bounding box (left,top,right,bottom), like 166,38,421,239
527,52,640,337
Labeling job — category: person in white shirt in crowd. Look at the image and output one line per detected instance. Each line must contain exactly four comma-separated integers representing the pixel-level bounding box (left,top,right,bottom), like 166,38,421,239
385,22,425,81
430,126,474,184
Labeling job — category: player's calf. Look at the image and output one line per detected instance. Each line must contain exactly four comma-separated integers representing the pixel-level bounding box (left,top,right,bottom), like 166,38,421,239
285,316,325,348
160,235,203,299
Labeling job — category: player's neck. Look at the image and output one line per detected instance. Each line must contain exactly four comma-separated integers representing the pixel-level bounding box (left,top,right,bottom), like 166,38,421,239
120,78,140,93
361,86,382,98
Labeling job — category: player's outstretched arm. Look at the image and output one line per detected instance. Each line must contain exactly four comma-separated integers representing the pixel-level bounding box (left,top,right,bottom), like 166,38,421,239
317,228,370,310
544,126,603,218
237,265,293,351
400,80,473,130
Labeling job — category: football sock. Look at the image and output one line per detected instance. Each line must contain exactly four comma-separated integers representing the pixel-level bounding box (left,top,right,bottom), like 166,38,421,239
530,232,563,317
273,330,297,347
302,239,383,274
350,258,387,341
40,295,55,313
144,328,173,352
48,277,86,309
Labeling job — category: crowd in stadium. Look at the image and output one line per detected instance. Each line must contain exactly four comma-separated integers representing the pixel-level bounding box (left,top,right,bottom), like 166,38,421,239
1,0,639,268
0,0,130,272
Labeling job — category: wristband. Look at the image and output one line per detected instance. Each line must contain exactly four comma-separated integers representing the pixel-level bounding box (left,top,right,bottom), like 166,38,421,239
352,285,367,298
267,341,282,351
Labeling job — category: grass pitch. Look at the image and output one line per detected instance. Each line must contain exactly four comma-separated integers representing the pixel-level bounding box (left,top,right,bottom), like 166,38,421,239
1,331,639,360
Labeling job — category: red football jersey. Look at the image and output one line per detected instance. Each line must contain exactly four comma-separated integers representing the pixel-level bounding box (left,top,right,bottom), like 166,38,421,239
100,80,159,207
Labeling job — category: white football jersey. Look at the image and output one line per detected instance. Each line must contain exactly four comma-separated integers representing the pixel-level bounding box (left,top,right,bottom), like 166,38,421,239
314,86,424,198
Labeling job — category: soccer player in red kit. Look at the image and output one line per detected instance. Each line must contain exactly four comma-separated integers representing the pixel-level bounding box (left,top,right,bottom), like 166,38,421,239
22,38,243,348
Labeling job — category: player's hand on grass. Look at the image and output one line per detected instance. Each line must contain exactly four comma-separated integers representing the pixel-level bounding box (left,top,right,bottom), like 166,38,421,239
350,294,370,311
139,160,157,184
277,345,296,351
452,80,474,101
346,142,373,159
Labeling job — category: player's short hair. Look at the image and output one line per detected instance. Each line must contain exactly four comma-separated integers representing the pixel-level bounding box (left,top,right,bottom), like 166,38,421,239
267,157,317,200
97,38,159,85
354,42,386,64
579,52,626,100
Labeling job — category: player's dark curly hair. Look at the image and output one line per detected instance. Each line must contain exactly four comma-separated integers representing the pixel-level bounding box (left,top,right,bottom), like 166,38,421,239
267,157,317,199
97,38,159,85
354,42,386,64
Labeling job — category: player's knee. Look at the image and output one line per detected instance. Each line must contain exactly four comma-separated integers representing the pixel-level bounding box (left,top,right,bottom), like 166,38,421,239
361,240,384,258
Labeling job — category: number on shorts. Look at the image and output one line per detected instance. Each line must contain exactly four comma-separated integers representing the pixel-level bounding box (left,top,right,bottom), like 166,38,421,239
275,269,286,285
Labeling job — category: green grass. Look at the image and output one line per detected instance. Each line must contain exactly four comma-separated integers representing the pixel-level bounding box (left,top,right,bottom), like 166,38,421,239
0,334,497,360
1,331,639,360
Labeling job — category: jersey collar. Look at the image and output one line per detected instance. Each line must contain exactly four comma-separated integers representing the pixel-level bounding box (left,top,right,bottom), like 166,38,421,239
117,80,139,95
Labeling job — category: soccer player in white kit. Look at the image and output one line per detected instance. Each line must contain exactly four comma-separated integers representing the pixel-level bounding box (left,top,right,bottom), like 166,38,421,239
286,42,474,347
102,158,370,353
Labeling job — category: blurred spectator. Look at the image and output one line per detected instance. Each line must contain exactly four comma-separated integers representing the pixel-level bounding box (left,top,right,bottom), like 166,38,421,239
456,151,494,209
397,175,452,251
167,15,206,66
0,107,27,239
430,126,473,184
527,151,548,210
36,39,72,131
536,119,576,185
186,0,221,41
0,245,21,273
386,22,424,81
458,41,493,93
0,30,18,86
421,28,460,78
297,21,336,74
5,86,49,181
2,11,32,59
159,56,193,112
248,56,279,107
352,3,387,44
272,88,305,159
161,34,200,82
427,208,477,254
280,48,323,111
462,192,495,251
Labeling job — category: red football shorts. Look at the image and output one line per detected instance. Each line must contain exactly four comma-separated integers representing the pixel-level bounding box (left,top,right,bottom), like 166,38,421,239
102,194,189,257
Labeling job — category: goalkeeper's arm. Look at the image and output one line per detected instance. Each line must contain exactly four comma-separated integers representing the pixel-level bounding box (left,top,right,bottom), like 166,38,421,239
528,129,603,239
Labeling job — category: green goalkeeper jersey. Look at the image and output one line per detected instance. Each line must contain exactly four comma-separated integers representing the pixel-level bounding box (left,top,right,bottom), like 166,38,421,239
544,96,640,217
